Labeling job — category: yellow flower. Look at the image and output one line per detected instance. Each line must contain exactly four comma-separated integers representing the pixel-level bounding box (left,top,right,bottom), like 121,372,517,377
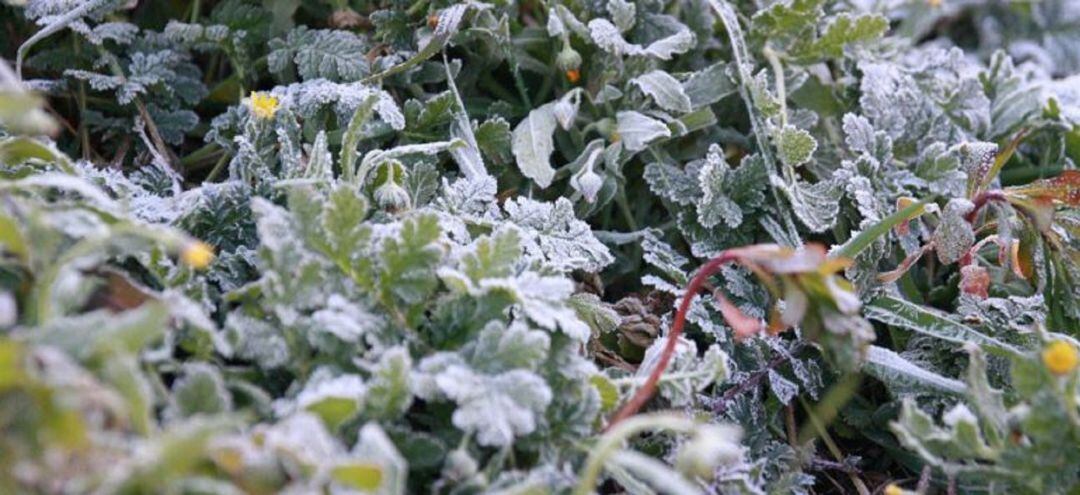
180,241,215,270
927,0,942,7
1043,340,1079,376
248,92,280,120
883,484,904,495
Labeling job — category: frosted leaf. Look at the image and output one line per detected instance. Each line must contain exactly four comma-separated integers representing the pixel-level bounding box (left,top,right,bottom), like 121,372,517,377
480,272,590,342
311,294,380,343
607,0,636,32
864,345,966,396
470,321,551,373
511,103,558,188
932,198,975,265
683,62,737,109
643,161,699,206
291,372,367,427
547,5,590,39
79,21,138,45
262,413,344,466
362,347,414,422
546,8,566,37
552,89,582,131
635,338,728,406
588,18,637,57
643,27,696,60
631,71,692,113
351,423,408,495
697,148,743,229
774,176,840,232
225,312,289,369
167,363,232,419
767,370,798,405
268,27,369,81
774,125,817,167
503,197,613,273
616,111,670,152
435,175,501,226
271,80,402,129
642,229,689,284
434,364,552,447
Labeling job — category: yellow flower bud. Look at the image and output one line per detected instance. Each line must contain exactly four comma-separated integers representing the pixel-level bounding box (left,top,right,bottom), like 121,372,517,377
1043,340,1079,376
883,484,904,495
248,92,280,120
180,241,215,270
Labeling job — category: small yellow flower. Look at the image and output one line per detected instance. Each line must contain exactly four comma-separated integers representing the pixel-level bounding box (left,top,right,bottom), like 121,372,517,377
180,241,215,270
883,484,904,495
248,92,279,120
927,0,942,7
1043,340,1079,376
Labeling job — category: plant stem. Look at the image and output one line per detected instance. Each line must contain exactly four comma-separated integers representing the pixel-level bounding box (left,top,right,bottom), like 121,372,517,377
606,252,738,427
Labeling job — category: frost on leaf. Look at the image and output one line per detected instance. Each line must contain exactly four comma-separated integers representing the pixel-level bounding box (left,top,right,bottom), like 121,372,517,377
616,111,671,152
480,272,591,342
635,338,729,407
774,176,840,232
511,103,558,188
644,161,700,206
932,199,975,265
503,197,614,273
268,27,370,81
419,356,553,447
631,71,692,113
775,125,817,167
697,145,768,229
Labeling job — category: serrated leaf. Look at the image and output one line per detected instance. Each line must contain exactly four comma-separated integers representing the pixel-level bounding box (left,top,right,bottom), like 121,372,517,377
268,27,369,81
775,176,839,232
775,125,817,167
379,214,443,306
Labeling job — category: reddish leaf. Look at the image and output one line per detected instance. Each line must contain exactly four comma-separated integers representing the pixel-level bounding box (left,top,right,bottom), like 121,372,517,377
959,264,990,299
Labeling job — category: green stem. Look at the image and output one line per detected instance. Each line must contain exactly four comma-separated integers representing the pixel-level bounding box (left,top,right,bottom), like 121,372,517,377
573,413,697,495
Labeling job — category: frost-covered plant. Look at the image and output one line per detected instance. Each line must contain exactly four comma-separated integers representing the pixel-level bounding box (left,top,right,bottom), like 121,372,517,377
3,0,1080,493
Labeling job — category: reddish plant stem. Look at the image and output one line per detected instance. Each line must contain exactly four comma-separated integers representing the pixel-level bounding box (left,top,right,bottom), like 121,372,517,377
964,190,1007,223
605,252,737,429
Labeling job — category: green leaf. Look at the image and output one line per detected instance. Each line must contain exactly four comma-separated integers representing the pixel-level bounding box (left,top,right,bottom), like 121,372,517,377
864,297,1021,357
864,345,966,396
751,0,825,39
462,227,521,283
331,463,384,491
832,200,927,260
320,184,372,279
379,214,443,306
775,125,817,167
169,363,232,418
791,13,888,63
364,347,414,421
268,27,369,81
589,375,620,412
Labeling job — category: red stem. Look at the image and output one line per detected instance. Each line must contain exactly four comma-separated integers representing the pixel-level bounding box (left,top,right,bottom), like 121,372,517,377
964,190,1007,223
605,252,737,429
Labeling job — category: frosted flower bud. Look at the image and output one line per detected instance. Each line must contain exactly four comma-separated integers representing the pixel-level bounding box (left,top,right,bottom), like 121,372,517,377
374,183,411,211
